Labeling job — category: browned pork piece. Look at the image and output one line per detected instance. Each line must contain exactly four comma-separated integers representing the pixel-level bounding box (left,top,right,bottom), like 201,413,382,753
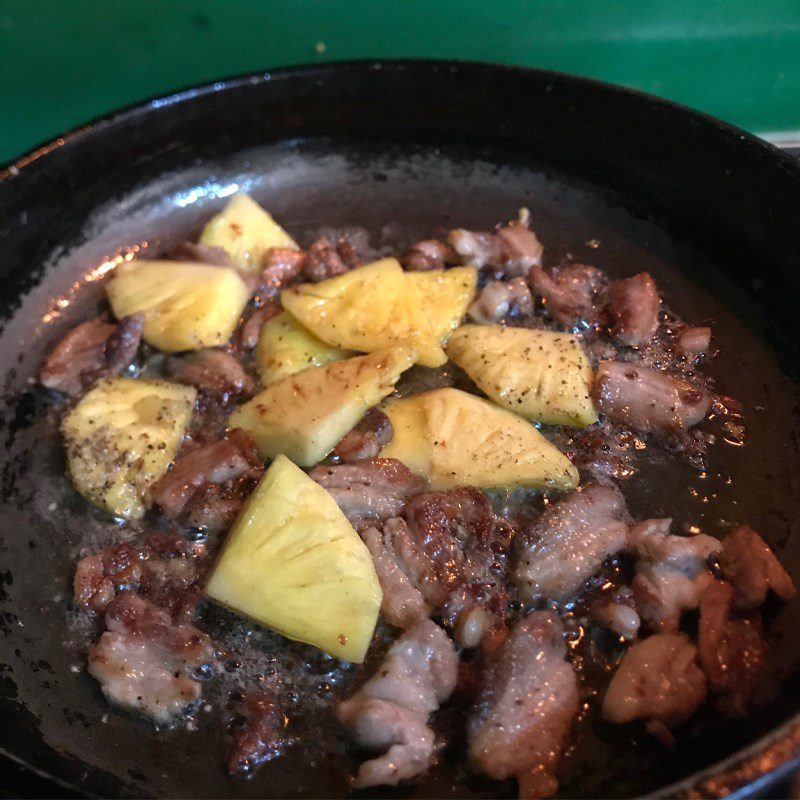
468,612,579,799
468,277,533,324
627,518,721,631
718,525,795,610
87,591,215,725
74,533,205,615
239,303,281,350
602,632,707,731
227,691,290,775
362,489,512,644
403,239,458,271
309,458,427,531
698,579,766,717
594,361,711,436
168,349,256,398
337,619,458,788
40,314,144,396
303,235,348,282
333,408,394,463
515,484,629,605
150,429,262,533
262,246,306,289
528,263,607,327
448,218,542,276
608,272,660,347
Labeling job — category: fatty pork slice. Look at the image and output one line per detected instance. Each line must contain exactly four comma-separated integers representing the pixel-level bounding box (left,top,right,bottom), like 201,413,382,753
602,632,707,731
337,619,458,788
627,518,721,631
468,612,580,799
594,361,711,437
515,484,629,605
87,591,214,725
309,458,428,532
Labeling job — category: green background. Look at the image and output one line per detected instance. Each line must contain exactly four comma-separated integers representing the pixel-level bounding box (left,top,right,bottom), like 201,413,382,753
2,0,800,164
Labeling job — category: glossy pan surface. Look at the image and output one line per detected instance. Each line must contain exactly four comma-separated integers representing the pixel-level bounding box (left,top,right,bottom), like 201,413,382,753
1,61,800,798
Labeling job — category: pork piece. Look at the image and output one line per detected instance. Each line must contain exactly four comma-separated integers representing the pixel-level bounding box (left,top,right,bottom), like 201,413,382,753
362,526,430,629
528,263,606,327
170,241,233,267
228,691,290,775
468,612,579,799
238,302,282,350
698,579,766,717
678,326,712,356
627,518,721,631
404,489,513,644
515,484,629,605
150,430,262,532
567,422,641,480
403,239,458,271
594,361,711,436
74,542,142,612
262,246,305,291
74,534,205,615
338,619,458,788
608,272,660,347
87,591,214,725
718,525,795,610
309,458,427,531
40,314,144,397
468,277,533,324
333,409,394,463
496,222,544,275
303,235,348,282
168,349,256,398
449,221,542,276
448,229,505,269
602,632,707,728
590,588,641,640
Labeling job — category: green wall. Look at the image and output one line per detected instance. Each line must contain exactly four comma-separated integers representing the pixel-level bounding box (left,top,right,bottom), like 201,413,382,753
2,0,800,163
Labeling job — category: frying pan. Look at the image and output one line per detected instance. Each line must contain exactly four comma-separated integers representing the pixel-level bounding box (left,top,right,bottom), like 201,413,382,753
2,60,800,799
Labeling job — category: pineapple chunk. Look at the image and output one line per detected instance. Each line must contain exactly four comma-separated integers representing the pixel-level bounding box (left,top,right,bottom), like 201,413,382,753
198,193,298,272
62,378,196,519
205,454,381,662
229,346,415,466
447,325,598,427
281,258,447,367
256,311,353,386
107,260,251,352
405,266,478,343
381,388,578,491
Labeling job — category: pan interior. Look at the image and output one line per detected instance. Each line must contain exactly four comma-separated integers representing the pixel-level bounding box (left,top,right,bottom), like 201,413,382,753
1,138,799,799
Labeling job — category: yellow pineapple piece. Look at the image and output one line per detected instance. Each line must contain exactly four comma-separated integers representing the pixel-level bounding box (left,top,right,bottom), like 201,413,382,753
447,325,598,427
405,266,478,343
229,346,415,466
281,258,446,367
381,388,578,491
106,260,251,352
62,378,196,519
198,193,298,272
205,454,381,662
255,311,353,386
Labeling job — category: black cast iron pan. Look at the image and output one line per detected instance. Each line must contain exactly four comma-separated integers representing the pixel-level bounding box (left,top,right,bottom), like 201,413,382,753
2,60,800,799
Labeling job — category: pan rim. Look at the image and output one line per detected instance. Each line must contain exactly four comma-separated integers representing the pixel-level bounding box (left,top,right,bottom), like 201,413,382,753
2,58,799,798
